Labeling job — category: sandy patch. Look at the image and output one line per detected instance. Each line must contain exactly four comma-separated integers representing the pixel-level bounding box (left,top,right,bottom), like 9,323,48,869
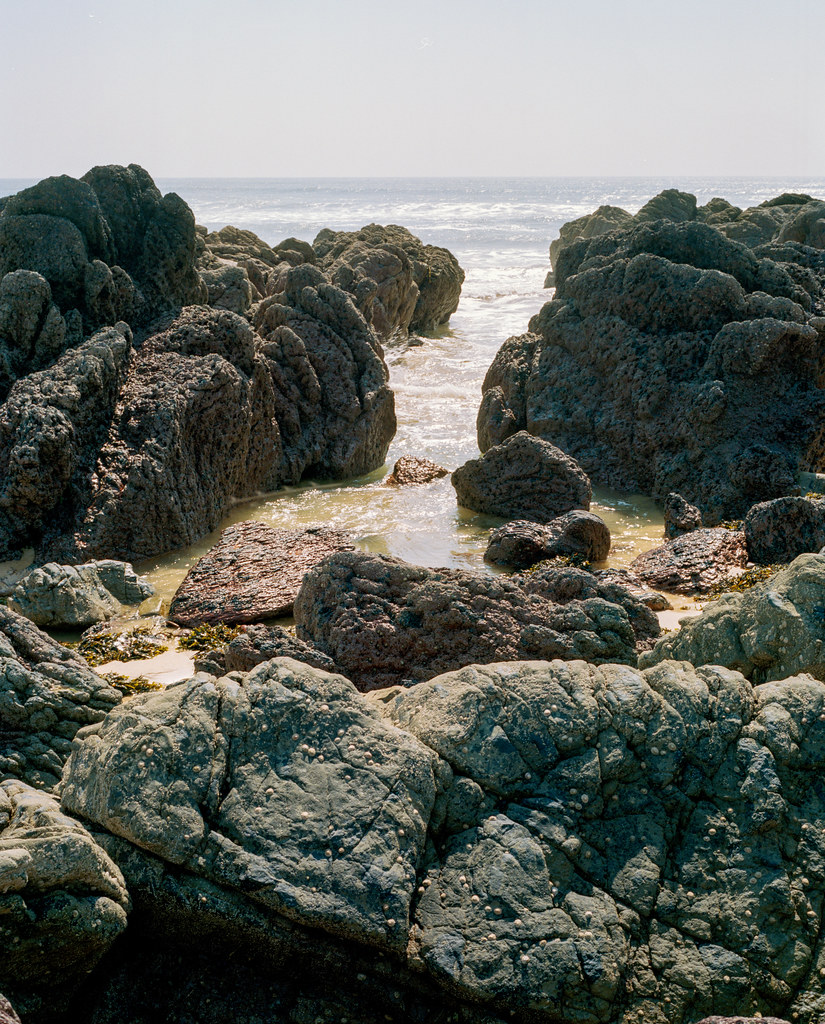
657,607,702,631
96,647,197,686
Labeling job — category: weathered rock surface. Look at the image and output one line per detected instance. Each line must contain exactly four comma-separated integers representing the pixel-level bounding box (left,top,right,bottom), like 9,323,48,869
194,624,338,676
664,492,703,539
744,496,825,565
590,567,672,612
485,510,611,568
0,780,129,1021
640,553,825,683
313,223,465,336
55,656,825,1023
294,550,640,690
629,527,749,594
694,1018,790,1024
10,560,153,627
545,205,634,286
488,214,825,523
384,454,449,486
169,521,354,626
0,607,121,788
0,995,20,1024
453,431,591,522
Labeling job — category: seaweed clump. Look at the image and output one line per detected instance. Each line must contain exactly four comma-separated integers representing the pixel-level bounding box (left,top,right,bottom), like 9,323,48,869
101,673,163,697
702,563,787,601
524,553,593,574
178,623,243,652
67,627,169,668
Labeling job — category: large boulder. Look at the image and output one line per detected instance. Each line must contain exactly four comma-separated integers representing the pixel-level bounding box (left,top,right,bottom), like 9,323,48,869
479,218,825,523
629,527,749,595
168,521,354,626
10,560,153,627
0,781,129,1022
453,430,591,522
0,606,121,789
56,656,825,1023
485,511,611,568
743,495,825,565
313,223,465,335
640,552,825,683
293,550,642,690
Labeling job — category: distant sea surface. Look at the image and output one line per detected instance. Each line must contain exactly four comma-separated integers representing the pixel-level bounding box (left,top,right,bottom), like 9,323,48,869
5,176,825,596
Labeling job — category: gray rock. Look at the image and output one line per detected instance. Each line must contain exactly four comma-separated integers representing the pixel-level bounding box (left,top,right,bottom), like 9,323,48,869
453,431,591,522
546,205,634,287
664,491,703,539
640,552,825,683
0,270,70,401
485,510,610,568
0,606,121,788
744,496,825,564
293,550,640,690
629,527,749,595
0,780,129,1021
169,521,354,626
11,560,153,627
199,263,253,314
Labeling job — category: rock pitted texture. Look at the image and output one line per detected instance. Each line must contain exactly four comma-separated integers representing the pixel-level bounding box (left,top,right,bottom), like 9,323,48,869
10,560,153,627
0,996,20,1024
223,624,337,674
169,521,354,626
453,431,591,522
629,527,749,594
664,492,703,539
0,607,121,788
0,780,129,1021
55,656,825,1023
384,454,449,486
591,567,672,611
546,205,633,286
313,223,465,336
485,511,611,568
640,553,825,683
480,217,825,523
744,496,825,565
294,551,641,690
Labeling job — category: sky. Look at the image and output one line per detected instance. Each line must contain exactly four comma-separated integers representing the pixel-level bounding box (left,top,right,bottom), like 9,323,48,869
0,0,822,179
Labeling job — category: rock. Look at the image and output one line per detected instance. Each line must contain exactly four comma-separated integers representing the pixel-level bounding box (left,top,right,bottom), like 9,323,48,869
640,552,825,683
199,263,253,314
294,550,640,690
169,521,354,626
384,454,448,486
546,205,634,286
696,197,743,225
223,625,337,674
776,200,825,249
744,495,825,564
10,560,153,628
590,567,672,611
664,492,703,539
478,218,825,523
485,511,611,568
313,223,465,335
0,606,122,789
634,187,698,223
629,527,748,594
0,270,71,401
0,780,129,1021
693,1018,791,1024
452,431,591,522
0,995,21,1024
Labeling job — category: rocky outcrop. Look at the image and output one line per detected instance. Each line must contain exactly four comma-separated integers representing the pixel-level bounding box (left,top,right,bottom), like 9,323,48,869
629,527,749,594
294,550,641,690
545,205,633,286
54,656,825,1023
640,552,825,683
313,223,465,336
0,780,129,1022
384,454,448,486
10,560,153,627
743,496,825,565
485,511,611,568
479,218,825,523
663,492,703,539
169,521,354,626
0,607,121,789
453,431,591,522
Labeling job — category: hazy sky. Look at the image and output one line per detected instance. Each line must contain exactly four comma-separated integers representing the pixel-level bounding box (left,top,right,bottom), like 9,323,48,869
1,0,822,178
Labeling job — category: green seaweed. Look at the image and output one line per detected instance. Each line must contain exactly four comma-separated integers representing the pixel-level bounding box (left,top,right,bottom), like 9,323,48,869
525,553,593,574
102,673,163,697
720,519,744,531
178,623,243,652
702,563,788,601
67,627,169,667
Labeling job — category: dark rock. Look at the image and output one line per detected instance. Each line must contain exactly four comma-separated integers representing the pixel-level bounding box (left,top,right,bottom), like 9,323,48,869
696,196,743,224
224,625,337,674
478,218,825,523
169,521,354,626
693,1018,790,1024
629,527,749,594
313,223,465,335
0,271,72,400
384,454,448,486
485,511,610,568
634,187,697,223
664,491,704,538
776,200,825,249
294,550,640,690
546,205,633,286
453,431,591,522
744,495,825,564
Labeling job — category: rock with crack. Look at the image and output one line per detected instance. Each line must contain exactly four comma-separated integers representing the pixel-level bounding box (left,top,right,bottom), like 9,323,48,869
0,780,129,1021
169,521,355,625
0,606,121,789
485,511,611,568
10,560,153,627
629,527,749,594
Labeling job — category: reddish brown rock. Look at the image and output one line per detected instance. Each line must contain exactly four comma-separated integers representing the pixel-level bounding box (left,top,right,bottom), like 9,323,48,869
168,521,354,626
0,994,21,1024
384,455,448,487
629,527,748,594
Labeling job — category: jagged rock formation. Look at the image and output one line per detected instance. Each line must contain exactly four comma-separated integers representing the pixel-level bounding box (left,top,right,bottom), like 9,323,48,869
640,552,825,682
485,511,611,568
46,656,825,1023
293,550,648,690
0,607,121,789
479,218,825,522
10,560,153,627
628,528,749,594
663,492,703,539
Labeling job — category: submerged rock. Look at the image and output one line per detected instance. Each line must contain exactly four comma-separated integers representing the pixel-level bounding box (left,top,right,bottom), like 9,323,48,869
10,560,153,627
485,511,610,568
169,521,354,626
629,527,749,594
